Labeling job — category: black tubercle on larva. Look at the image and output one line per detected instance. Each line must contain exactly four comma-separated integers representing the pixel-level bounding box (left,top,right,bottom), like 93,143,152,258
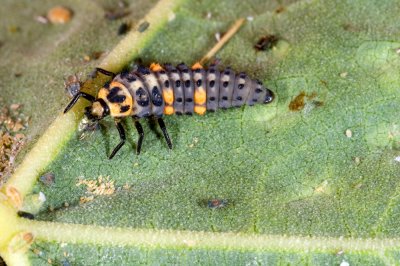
120,105,130,112
136,66,151,75
127,75,136,82
120,70,129,79
107,87,126,103
151,86,163,106
136,87,150,106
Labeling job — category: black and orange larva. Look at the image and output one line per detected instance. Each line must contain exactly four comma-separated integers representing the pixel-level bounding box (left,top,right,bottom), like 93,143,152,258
64,62,275,159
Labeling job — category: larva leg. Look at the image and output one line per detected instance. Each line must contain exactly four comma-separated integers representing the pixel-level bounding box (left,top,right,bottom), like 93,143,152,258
157,117,172,149
63,92,95,113
134,120,144,155
109,120,126,159
96,67,116,79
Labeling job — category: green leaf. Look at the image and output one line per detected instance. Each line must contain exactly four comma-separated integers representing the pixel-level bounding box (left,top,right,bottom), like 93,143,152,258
1,0,400,265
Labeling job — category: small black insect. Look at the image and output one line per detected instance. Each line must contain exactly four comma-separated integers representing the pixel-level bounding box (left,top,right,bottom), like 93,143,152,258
118,22,130,35
254,35,279,51
17,211,35,220
64,62,275,159
137,21,150,32
0,255,6,266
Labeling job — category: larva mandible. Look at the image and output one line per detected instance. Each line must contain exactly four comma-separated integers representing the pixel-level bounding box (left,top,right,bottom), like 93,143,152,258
64,62,275,159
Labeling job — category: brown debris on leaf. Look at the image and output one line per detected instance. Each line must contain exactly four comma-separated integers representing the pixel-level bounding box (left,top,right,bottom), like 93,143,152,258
104,1,131,20
0,102,29,184
76,176,116,204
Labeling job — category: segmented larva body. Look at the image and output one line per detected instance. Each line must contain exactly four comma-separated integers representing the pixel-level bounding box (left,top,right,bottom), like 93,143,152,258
99,62,274,119
63,62,276,159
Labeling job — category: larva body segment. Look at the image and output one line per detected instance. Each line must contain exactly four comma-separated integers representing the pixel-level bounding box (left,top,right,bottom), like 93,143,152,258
176,63,195,115
164,64,185,115
205,64,220,112
218,68,236,109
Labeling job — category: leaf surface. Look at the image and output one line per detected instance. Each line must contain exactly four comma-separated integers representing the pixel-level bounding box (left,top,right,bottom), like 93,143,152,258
1,0,400,265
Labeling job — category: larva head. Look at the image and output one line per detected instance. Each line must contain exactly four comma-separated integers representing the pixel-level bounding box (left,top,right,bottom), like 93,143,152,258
84,99,109,121
264,88,275,104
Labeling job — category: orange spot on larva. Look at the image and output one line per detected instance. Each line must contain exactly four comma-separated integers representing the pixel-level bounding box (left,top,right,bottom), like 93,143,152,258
194,106,206,115
6,186,22,208
162,89,174,105
150,63,164,72
164,106,174,115
194,89,207,105
191,62,203,70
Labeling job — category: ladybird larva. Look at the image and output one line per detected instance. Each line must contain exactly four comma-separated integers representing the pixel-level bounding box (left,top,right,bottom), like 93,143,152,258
64,62,275,159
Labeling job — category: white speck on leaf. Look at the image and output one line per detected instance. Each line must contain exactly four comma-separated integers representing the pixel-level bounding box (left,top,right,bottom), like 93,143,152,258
340,260,350,266
345,129,352,138
38,192,46,202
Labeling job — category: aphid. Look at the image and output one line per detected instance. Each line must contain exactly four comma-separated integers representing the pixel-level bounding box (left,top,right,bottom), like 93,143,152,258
39,172,55,186
208,198,228,209
64,74,82,98
64,62,275,159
